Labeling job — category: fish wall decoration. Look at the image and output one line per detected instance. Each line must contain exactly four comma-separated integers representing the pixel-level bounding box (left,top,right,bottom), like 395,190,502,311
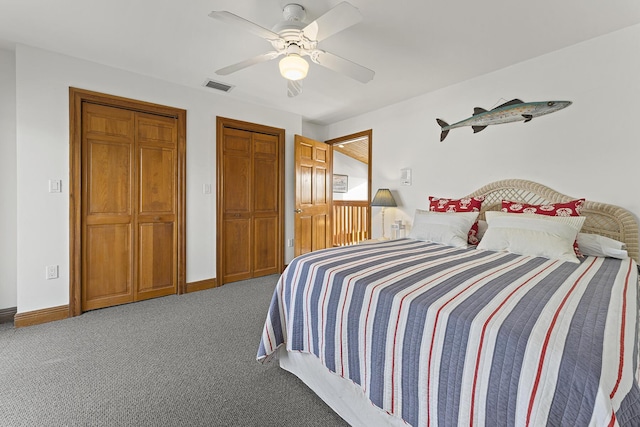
436,98,572,141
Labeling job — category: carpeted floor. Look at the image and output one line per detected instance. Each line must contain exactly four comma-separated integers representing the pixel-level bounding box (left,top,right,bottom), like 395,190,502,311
0,275,349,426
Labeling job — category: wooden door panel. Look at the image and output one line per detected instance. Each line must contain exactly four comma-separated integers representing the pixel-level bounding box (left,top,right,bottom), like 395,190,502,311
84,104,134,140
223,155,251,212
254,134,277,156
223,128,252,153
315,146,327,163
315,166,328,204
296,215,313,255
139,146,175,214
300,165,313,205
254,157,277,212
223,218,252,280
298,141,313,160
137,114,177,146
253,216,278,275
86,140,131,215
137,222,175,296
313,214,329,251
83,224,132,310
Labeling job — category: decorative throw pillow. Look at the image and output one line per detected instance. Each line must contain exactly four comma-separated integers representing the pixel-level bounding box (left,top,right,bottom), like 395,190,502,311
501,199,585,256
478,211,586,263
429,196,484,245
408,210,479,248
576,233,628,259
501,199,584,217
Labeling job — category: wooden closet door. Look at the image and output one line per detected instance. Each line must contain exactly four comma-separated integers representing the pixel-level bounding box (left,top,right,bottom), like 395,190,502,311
81,105,178,311
218,118,283,285
82,104,135,310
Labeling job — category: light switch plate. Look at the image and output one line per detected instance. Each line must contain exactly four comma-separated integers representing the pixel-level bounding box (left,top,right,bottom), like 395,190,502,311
49,179,62,193
400,168,412,186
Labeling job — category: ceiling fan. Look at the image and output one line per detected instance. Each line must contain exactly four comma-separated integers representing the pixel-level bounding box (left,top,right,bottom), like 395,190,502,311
209,2,375,97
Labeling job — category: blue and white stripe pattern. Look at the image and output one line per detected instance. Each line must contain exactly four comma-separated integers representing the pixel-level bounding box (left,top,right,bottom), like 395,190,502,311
257,239,640,426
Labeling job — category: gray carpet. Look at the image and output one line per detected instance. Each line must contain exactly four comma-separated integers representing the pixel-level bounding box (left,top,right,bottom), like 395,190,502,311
0,275,350,426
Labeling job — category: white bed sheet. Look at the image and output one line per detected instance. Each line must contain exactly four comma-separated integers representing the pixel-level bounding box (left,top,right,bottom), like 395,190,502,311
278,348,407,427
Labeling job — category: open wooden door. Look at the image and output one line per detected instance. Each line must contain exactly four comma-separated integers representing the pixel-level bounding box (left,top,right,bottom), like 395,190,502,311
294,135,332,256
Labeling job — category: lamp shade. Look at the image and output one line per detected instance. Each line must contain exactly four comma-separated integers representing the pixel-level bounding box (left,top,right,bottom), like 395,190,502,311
371,188,397,207
279,54,309,81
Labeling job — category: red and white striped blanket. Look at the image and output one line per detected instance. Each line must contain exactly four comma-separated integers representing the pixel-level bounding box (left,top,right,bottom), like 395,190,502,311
258,239,640,426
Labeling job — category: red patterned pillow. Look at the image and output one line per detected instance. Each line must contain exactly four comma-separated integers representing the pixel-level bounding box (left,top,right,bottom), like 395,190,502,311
501,199,584,217
429,196,484,245
501,199,585,256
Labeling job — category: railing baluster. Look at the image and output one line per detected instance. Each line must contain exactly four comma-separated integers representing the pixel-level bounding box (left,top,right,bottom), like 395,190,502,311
332,200,369,246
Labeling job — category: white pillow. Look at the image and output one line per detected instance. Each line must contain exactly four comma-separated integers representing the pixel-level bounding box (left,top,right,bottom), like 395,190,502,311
408,210,479,248
477,211,586,263
477,219,488,240
576,233,628,259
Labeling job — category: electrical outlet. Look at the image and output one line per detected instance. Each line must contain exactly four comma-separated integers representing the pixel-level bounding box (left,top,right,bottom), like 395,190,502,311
46,265,59,280
287,238,294,247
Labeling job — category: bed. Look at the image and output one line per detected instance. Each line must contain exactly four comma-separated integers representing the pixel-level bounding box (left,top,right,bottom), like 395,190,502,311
257,179,640,426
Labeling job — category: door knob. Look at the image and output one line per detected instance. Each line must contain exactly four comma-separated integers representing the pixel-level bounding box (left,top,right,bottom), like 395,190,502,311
294,209,302,213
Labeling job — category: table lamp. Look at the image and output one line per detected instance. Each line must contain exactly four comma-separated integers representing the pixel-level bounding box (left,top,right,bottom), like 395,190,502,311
371,188,397,240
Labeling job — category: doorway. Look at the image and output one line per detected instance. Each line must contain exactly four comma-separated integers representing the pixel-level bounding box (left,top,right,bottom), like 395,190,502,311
327,130,372,246
69,88,187,316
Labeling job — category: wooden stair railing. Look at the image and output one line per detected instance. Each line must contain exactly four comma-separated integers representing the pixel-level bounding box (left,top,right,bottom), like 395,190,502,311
333,200,369,246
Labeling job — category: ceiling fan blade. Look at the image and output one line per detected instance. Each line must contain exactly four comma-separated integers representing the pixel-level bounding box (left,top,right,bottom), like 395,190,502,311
287,80,303,98
216,51,282,76
209,11,281,41
302,2,362,42
312,51,374,83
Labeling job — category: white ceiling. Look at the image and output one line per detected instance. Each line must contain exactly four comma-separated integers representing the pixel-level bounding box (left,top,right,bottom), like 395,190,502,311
1,0,639,125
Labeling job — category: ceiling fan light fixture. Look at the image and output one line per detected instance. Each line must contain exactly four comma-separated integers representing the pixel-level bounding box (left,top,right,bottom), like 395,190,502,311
279,54,309,81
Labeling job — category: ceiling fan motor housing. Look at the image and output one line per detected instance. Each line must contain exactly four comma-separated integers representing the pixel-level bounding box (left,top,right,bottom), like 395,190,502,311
282,4,306,22
271,4,317,53
271,4,309,44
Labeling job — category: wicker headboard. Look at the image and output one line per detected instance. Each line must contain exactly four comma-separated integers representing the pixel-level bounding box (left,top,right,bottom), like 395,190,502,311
465,179,640,263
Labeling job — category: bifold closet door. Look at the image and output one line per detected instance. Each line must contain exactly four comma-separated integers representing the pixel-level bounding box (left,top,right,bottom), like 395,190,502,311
81,104,177,311
219,125,281,284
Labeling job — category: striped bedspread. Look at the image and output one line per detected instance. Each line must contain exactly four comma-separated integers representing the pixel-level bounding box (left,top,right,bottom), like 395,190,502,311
257,239,640,426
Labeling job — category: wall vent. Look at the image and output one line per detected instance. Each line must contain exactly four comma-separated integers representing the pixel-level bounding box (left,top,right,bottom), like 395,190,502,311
203,79,234,92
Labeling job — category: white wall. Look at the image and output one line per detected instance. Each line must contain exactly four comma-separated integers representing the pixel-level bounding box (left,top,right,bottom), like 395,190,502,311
301,121,327,142
14,44,301,313
0,48,17,309
325,24,640,239
333,152,368,201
